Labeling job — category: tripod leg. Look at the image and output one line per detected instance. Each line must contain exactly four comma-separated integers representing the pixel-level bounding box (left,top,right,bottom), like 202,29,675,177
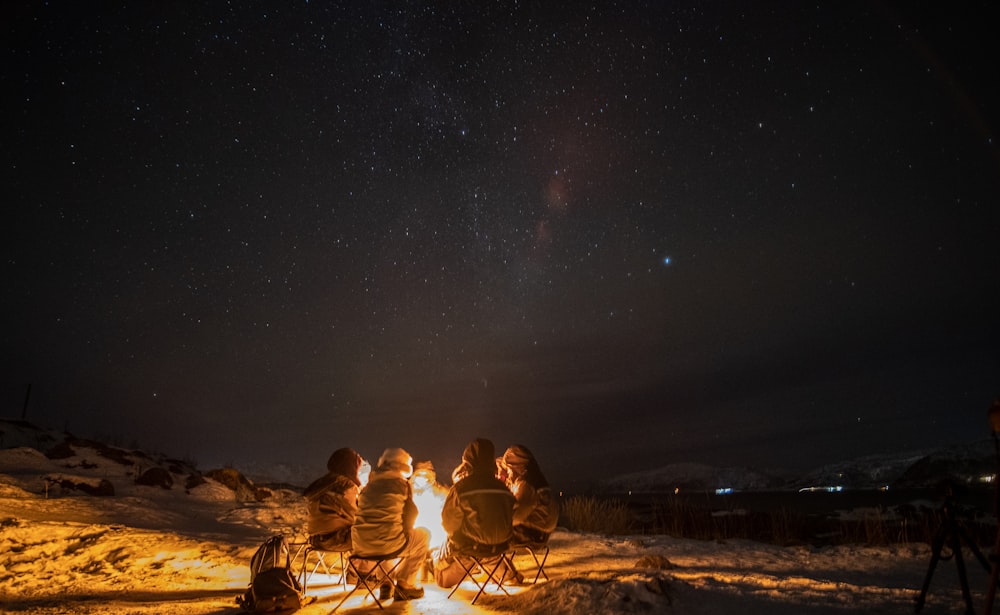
985,555,1000,615
956,525,992,572
917,529,948,613
950,526,975,615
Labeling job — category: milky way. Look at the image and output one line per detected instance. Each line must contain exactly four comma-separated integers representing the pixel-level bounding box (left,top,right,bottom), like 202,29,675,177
3,2,998,486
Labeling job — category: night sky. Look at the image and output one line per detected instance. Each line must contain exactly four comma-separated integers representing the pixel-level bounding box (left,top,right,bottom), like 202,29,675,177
4,2,999,488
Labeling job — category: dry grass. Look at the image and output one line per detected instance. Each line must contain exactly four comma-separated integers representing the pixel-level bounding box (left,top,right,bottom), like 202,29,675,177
561,495,632,534
561,495,996,547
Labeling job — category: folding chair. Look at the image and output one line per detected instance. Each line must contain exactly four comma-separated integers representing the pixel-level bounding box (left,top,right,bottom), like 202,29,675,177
508,542,550,584
446,543,512,605
290,541,311,588
297,545,349,594
332,547,404,611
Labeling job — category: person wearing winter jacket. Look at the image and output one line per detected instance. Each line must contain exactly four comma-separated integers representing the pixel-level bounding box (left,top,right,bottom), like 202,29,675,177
500,444,559,545
498,444,559,583
434,438,515,588
302,448,364,552
351,447,430,600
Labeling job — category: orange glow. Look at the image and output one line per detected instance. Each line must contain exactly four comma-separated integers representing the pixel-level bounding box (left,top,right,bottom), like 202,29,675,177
411,475,447,552
358,460,371,487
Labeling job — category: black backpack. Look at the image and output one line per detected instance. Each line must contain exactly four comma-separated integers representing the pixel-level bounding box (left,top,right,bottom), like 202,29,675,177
237,535,303,612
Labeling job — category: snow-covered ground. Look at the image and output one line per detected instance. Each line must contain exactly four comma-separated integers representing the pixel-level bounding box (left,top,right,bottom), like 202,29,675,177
0,425,994,614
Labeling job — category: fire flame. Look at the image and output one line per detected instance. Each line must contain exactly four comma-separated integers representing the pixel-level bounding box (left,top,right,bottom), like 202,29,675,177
411,474,447,552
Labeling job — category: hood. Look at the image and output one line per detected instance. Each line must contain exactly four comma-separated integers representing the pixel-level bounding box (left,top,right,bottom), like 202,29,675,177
461,438,497,475
377,447,413,478
326,448,363,486
503,444,549,488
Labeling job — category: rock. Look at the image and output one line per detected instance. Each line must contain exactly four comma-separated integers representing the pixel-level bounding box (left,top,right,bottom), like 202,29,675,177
136,467,174,489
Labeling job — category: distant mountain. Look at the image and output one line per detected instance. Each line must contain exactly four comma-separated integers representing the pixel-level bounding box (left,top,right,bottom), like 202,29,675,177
890,439,997,489
600,440,1000,493
0,417,313,490
6,417,998,495
600,461,785,494
785,450,932,491
789,440,997,491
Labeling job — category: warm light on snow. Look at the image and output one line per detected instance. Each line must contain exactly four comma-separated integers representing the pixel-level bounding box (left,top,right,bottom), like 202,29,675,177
0,421,993,614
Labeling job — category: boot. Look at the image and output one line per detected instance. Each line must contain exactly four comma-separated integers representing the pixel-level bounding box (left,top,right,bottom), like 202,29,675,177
393,584,425,600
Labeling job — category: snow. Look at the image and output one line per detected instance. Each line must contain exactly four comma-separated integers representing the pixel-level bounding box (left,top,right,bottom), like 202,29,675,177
1,422,995,614
598,440,999,494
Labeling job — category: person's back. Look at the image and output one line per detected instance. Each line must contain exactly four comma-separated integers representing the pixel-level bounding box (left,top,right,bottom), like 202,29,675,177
350,448,429,600
442,438,514,551
435,438,514,588
303,448,363,551
502,444,558,544
351,449,415,556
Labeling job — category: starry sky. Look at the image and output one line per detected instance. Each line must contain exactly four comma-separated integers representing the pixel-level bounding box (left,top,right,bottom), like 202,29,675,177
3,1,999,488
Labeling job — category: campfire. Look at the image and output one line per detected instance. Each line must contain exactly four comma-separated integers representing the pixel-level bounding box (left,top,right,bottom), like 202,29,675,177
411,470,448,553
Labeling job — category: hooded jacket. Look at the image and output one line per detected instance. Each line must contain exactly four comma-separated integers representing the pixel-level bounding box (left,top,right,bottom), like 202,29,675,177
502,444,559,538
442,438,515,552
351,448,418,556
303,448,362,540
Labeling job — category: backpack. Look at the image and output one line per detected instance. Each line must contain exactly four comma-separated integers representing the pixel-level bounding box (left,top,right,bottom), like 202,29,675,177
237,535,303,612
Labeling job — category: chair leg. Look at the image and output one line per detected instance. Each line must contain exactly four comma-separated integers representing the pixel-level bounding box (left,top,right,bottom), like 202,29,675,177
338,551,348,591
446,555,510,605
332,556,401,612
526,545,550,583
298,547,350,596
309,550,333,582
292,544,310,594
509,544,549,584
445,558,476,600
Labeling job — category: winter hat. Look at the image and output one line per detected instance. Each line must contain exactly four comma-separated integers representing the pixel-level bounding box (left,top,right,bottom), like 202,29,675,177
502,445,533,470
461,438,496,474
377,447,413,478
503,444,549,488
412,460,437,482
327,448,363,486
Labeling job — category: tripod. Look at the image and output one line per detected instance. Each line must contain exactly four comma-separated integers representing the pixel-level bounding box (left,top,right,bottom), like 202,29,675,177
915,488,991,614
981,403,1000,615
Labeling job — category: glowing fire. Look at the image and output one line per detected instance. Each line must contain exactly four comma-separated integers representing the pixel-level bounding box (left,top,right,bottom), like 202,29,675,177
411,474,447,552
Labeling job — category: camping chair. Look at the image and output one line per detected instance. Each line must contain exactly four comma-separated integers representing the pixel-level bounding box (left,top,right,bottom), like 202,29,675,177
290,541,311,589
296,543,349,594
508,541,550,584
332,547,405,611
446,543,512,605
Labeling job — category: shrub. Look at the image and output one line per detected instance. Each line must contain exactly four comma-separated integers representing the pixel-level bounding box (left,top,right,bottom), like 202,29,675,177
562,495,631,534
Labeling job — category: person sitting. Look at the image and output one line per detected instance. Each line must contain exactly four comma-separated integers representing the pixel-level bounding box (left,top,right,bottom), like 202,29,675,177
410,460,449,580
501,444,559,545
411,460,448,499
302,448,364,552
410,462,448,543
351,447,430,601
434,438,515,589
499,444,559,582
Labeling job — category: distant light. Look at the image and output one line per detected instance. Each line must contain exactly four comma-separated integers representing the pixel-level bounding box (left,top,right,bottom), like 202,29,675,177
715,487,733,495
663,256,672,266
798,485,844,493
